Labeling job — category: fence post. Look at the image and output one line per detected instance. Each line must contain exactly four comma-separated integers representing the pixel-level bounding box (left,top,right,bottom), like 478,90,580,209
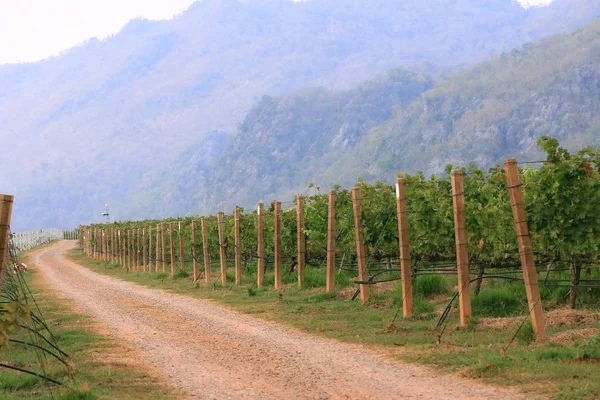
274,201,282,290
257,202,265,288
192,220,198,281
0,194,14,274
395,178,413,317
326,190,336,293
156,224,160,272
161,223,167,273
137,228,142,271
352,187,369,304
451,170,471,327
142,228,147,271
297,195,306,288
218,212,227,285
234,208,242,285
201,218,211,283
179,221,185,274
127,230,132,272
117,230,121,266
505,158,546,341
169,223,175,276
148,227,152,271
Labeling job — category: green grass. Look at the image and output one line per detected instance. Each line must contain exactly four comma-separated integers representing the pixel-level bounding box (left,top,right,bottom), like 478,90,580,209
69,248,600,399
0,250,175,400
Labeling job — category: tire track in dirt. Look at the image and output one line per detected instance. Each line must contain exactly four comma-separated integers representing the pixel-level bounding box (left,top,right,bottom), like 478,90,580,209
32,241,526,400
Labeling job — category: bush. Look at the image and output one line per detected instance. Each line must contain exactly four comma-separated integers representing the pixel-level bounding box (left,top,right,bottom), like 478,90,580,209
414,275,448,298
472,287,525,317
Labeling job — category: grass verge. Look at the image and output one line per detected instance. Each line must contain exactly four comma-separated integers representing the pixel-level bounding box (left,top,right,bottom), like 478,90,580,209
70,249,600,399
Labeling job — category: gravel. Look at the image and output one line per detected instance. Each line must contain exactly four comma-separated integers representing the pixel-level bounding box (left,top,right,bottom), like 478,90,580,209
32,241,526,400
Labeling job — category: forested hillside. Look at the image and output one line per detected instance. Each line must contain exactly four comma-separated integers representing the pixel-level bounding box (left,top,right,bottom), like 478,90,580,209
2,0,600,229
197,20,600,212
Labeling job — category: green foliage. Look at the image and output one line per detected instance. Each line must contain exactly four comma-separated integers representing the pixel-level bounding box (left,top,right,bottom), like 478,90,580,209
413,275,449,298
0,301,31,348
472,287,524,317
84,137,600,311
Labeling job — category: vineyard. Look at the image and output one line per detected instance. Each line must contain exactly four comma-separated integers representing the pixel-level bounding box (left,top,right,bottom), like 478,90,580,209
80,137,600,340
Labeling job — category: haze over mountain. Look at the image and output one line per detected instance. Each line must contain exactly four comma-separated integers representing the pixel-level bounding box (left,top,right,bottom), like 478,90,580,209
1,0,599,230
201,20,600,214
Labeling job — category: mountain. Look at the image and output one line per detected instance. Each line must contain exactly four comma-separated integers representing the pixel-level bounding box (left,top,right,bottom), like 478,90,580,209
197,19,600,211
1,0,600,229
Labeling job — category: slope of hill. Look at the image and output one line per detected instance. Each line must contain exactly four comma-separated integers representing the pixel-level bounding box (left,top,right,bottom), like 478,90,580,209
2,0,600,229
199,20,600,212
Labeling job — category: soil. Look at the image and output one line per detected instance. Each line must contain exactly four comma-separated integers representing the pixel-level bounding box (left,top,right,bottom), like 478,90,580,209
31,241,527,400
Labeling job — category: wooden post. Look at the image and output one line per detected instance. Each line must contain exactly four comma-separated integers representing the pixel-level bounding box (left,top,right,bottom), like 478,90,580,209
169,222,176,275
0,194,14,274
505,158,546,340
132,229,137,270
192,220,199,281
451,171,471,327
297,195,306,288
127,230,132,272
179,221,185,274
257,202,265,288
234,208,242,285
142,228,147,271
395,178,413,317
155,224,160,272
161,223,167,273
201,218,211,283
274,201,282,290
352,187,369,304
326,190,336,293
117,230,122,267
217,212,227,285
91,228,94,259
137,228,142,271
148,227,153,271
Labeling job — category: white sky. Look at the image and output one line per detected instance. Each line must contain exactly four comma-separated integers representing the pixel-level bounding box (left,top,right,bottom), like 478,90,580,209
0,0,554,65
0,0,197,65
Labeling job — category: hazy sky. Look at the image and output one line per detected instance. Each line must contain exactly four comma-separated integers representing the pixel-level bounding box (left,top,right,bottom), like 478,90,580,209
0,0,554,65
0,0,197,65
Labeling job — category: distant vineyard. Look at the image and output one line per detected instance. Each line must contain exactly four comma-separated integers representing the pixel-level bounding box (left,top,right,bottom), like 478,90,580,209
80,137,600,340
10,229,78,252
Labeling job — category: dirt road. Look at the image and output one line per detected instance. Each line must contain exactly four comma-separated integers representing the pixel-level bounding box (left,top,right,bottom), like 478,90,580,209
32,241,522,399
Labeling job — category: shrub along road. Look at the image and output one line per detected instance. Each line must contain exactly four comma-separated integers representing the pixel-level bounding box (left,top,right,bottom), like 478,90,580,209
31,241,522,399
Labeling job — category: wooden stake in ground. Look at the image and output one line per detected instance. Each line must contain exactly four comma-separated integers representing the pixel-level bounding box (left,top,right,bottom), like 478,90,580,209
137,228,142,271
0,194,14,274
169,222,176,276
201,218,211,283
127,230,132,272
505,158,546,341
218,212,227,285
451,171,471,327
234,208,242,285
192,220,199,281
395,178,413,317
148,227,153,271
257,202,265,288
161,223,167,273
326,190,336,293
296,195,306,288
274,201,282,290
117,230,122,267
156,224,160,272
352,187,369,304
179,221,185,274
142,228,146,271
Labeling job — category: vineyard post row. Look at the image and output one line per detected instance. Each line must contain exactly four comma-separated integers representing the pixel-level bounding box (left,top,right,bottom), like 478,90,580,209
78,158,546,340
